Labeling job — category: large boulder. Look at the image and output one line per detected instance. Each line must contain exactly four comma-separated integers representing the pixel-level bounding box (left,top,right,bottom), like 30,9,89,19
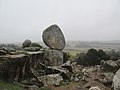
43,49,63,66
89,86,101,90
101,72,114,86
112,69,120,90
38,74,63,86
42,24,66,50
22,39,31,48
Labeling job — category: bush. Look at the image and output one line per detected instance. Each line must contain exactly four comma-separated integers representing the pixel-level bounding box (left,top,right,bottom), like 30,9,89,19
76,49,110,66
31,43,43,48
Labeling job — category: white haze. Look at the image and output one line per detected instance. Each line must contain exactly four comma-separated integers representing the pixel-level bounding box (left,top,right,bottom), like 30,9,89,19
0,0,120,43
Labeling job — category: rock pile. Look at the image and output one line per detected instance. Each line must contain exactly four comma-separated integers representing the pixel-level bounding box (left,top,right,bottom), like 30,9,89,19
0,24,72,89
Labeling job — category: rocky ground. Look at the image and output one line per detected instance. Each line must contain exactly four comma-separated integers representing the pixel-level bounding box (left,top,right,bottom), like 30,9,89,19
40,65,112,90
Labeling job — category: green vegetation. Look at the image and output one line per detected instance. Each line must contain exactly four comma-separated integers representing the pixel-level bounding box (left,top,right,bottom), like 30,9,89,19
0,80,23,90
76,48,110,66
31,42,43,48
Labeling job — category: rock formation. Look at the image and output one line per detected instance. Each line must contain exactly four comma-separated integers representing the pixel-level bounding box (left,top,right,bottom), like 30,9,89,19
42,24,66,50
42,24,66,66
0,24,72,89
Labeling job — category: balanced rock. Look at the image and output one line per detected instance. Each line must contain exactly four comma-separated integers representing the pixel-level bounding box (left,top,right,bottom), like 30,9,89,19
22,39,31,48
42,24,66,50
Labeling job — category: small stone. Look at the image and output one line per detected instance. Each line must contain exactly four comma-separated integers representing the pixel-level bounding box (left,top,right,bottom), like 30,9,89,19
112,69,120,90
89,86,101,90
28,85,39,90
22,39,31,48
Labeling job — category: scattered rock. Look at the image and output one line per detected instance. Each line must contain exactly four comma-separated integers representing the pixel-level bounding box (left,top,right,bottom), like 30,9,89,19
89,86,101,90
42,24,66,50
38,74,63,86
74,77,79,82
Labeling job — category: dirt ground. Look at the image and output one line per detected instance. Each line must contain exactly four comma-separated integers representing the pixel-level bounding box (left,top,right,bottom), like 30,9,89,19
49,66,112,90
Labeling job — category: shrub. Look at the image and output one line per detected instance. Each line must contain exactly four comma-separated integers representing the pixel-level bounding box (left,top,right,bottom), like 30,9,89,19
31,43,43,48
76,48,110,66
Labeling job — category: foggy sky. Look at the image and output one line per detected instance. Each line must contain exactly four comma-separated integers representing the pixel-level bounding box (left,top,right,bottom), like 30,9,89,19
0,0,120,43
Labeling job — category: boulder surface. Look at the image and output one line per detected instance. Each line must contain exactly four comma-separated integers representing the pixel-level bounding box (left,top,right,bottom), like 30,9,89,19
42,24,66,50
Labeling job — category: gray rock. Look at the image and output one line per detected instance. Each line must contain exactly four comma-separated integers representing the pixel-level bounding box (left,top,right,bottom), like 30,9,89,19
112,69,120,90
22,39,31,48
43,49,63,66
100,60,119,73
38,74,63,86
74,77,79,82
0,50,7,55
42,24,66,50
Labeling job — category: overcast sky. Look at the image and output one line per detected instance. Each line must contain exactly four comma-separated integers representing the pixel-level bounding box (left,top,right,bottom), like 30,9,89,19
0,0,120,43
